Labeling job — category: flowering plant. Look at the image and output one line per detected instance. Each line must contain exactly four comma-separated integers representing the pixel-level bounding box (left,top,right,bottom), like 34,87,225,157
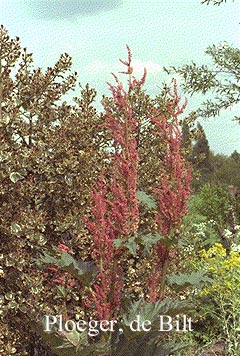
193,242,240,355
35,47,192,356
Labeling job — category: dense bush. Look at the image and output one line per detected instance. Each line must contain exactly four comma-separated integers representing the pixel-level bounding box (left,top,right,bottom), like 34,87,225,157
0,25,104,355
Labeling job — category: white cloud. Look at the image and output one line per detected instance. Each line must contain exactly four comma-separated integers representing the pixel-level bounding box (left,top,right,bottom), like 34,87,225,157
85,60,109,74
131,59,161,74
85,59,161,76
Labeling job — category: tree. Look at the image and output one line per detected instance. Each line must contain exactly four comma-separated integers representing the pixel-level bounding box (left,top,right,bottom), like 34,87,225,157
181,118,192,154
201,0,235,5
169,42,240,119
231,149,240,162
210,152,240,187
190,123,213,189
163,1,238,119
190,183,232,235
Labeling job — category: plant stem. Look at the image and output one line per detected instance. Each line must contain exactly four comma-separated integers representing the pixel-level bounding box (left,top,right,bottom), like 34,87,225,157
159,248,170,299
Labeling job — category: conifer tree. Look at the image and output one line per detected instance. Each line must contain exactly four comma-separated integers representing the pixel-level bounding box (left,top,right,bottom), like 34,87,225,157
181,117,194,162
191,122,212,188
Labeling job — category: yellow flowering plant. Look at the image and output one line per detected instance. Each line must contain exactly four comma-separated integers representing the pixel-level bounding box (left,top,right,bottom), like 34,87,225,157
199,243,240,296
197,243,240,355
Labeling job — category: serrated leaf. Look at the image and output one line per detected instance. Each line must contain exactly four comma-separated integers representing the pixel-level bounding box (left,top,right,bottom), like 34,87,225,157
121,298,192,335
36,253,58,266
35,321,90,356
34,319,110,356
167,271,213,292
125,237,138,255
56,329,87,348
140,233,163,254
137,190,157,209
113,239,124,249
113,237,138,255
59,253,97,285
37,252,97,286
10,171,24,183
112,299,193,356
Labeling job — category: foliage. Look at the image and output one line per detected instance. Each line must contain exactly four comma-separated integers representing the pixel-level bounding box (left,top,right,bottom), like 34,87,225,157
112,304,191,356
190,123,212,190
210,153,240,187
173,198,240,353
196,243,240,355
0,26,193,355
189,183,232,230
36,47,191,354
137,190,157,210
36,299,192,356
180,118,192,157
37,248,97,286
202,0,235,5
2,23,239,356
167,271,213,292
199,242,240,295
0,25,104,355
167,41,240,119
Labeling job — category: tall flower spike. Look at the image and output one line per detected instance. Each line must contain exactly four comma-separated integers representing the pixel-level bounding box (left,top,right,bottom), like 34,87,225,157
148,81,192,301
86,47,144,320
119,44,133,74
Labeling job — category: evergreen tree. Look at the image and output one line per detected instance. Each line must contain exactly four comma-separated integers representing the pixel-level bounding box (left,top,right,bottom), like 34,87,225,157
231,150,240,163
181,118,192,160
191,122,212,188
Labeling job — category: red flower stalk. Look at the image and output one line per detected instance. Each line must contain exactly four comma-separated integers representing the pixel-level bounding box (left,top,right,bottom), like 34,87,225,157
57,242,71,254
47,242,76,288
150,81,191,235
147,80,192,301
86,47,145,320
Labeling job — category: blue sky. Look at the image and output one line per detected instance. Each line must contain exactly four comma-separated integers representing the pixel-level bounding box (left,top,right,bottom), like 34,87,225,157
1,0,240,154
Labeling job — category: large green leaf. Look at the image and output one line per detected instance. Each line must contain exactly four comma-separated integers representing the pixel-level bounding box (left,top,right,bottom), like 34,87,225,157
111,298,193,355
35,320,111,356
37,251,97,286
112,328,189,356
58,253,97,285
167,271,213,292
140,233,163,254
119,298,193,340
113,236,138,255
